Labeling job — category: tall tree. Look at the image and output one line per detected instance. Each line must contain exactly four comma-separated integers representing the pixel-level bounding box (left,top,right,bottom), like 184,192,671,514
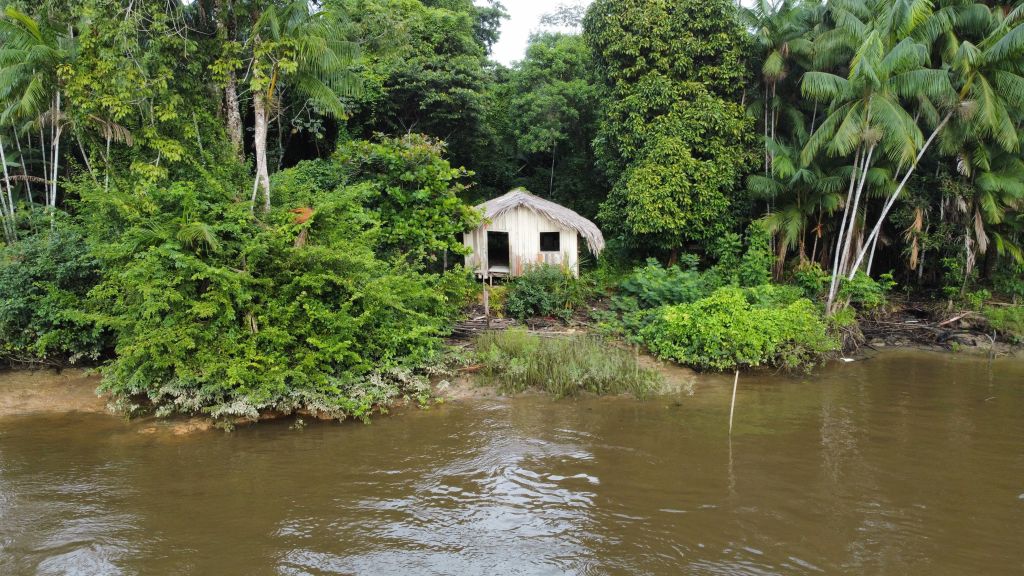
0,6,74,214
495,32,606,216
245,1,361,211
584,0,755,256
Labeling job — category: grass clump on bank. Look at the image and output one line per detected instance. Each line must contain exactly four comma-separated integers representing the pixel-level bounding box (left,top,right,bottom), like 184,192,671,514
474,329,660,398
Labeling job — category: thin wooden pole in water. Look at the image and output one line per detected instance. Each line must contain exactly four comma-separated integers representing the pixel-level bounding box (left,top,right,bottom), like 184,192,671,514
729,370,739,435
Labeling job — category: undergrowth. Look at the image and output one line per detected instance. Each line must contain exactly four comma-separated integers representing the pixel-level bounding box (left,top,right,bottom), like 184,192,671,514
474,329,660,397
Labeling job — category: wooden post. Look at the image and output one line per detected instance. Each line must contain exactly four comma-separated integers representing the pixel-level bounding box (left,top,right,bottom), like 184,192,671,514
729,370,739,435
483,277,490,329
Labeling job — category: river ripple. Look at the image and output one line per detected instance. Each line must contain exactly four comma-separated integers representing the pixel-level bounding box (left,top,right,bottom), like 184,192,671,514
1,350,1022,575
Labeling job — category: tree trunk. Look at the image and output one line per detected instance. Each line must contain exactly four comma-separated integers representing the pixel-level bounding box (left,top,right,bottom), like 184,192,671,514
13,124,33,207
847,111,954,278
763,85,769,175
50,93,62,210
0,135,14,242
810,208,821,264
774,233,787,281
839,144,875,277
39,123,48,198
252,93,272,212
865,230,880,276
215,0,244,159
826,147,862,311
225,71,244,159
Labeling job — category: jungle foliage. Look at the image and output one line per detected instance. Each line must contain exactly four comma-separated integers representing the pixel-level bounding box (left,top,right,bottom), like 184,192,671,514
0,0,1022,413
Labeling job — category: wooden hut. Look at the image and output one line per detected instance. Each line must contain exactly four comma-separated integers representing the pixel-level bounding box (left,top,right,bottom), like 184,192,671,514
463,188,605,279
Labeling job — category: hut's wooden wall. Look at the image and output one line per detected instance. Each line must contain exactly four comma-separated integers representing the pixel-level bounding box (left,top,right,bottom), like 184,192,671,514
464,206,579,277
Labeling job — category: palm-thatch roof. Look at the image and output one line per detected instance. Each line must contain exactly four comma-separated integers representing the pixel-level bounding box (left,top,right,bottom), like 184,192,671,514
475,188,605,255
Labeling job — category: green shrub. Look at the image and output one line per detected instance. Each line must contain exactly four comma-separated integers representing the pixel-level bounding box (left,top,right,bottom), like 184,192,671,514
742,283,804,307
486,284,508,318
738,220,773,287
616,258,708,308
505,265,594,322
79,146,477,421
0,217,109,363
992,262,1024,302
792,262,830,298
964,288,991,311
838,271,896,310
983,306,1024,344
640,286,837,371
941,255,972,299
474,329,660,397
273,134,480,267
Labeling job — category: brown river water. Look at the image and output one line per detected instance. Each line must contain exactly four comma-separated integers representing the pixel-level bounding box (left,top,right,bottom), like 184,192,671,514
0,350,1022,575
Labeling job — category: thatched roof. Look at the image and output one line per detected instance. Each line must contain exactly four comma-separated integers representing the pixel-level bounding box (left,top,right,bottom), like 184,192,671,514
475,188,605,255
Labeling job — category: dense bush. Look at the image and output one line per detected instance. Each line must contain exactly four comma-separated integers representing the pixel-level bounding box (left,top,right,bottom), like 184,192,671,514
838,271,896,310
640,286,837,371
504,265,595,322
792,262,830,298
983,306,1024,343
0,217,109,363
737,221,774,287
742,283,805,307
475,329,660,397
616,257,708,308
272,134,480,267
76,141,476,421
992,263,1024,302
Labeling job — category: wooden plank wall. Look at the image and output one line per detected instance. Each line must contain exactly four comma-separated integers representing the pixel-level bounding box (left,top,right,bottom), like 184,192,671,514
463,206,579,277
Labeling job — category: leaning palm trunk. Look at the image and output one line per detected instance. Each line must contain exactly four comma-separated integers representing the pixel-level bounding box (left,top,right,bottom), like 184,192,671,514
847,111,954,278
865,231,880,275
840,145,875,275
826,147,863,311
252,94,272,212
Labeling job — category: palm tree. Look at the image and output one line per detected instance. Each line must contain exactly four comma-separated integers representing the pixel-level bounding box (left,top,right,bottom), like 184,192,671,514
0,7,75,214
801,0,958,310
245,1,361,212
846,1,1024,280
741,0,822,174
747,137,845,274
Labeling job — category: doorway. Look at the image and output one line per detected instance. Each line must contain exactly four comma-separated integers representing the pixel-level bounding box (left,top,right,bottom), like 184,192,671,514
486,231,510,273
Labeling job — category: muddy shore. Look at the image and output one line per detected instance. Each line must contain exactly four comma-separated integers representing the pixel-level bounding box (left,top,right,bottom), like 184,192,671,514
1,340,1017,432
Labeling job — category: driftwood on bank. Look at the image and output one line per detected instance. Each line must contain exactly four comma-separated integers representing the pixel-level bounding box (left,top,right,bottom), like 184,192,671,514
858,305,997,350
450,316,517,339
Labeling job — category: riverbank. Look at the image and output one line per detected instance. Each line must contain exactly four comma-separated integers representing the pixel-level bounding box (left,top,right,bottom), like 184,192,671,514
2,339,1018,431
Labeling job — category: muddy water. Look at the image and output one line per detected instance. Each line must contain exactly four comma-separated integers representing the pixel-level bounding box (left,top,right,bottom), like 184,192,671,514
1,351,1022,575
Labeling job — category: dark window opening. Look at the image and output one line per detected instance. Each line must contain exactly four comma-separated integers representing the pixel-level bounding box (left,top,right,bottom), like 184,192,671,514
487,231,510,268
540,232,560,252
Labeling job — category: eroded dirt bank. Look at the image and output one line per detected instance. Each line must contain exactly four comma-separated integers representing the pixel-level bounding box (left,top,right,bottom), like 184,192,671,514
0,369,108,416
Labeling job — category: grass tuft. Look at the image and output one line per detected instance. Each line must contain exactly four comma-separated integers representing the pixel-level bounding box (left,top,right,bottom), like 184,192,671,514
474,329,661,398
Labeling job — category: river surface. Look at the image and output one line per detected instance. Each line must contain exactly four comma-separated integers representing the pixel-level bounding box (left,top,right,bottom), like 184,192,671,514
0,350,1022,575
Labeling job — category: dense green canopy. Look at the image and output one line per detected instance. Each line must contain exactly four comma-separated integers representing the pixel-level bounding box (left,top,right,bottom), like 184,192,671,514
0,0,1022,415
